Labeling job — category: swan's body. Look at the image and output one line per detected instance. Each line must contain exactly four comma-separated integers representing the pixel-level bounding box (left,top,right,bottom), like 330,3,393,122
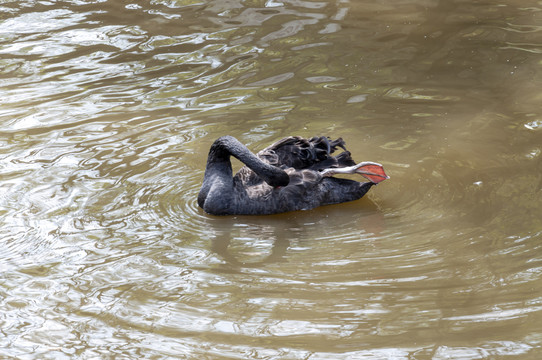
198,136,388,215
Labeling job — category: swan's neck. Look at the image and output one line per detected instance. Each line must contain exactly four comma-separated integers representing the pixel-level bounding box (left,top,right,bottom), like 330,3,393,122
198,136,290,215
197,144,234,213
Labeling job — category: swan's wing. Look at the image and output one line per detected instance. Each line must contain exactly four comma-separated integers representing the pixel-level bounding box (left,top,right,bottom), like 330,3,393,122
257,136,355,170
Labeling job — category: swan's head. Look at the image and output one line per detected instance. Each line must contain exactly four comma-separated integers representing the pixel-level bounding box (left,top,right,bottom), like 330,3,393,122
265,167,290,188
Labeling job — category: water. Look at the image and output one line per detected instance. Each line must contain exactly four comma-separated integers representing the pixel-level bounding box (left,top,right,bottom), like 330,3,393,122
1,0,542,358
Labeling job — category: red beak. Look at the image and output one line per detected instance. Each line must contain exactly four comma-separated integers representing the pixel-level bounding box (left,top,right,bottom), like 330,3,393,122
355,163,390,184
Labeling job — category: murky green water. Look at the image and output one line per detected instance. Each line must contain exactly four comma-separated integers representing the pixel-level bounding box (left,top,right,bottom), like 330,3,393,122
1,0,542,358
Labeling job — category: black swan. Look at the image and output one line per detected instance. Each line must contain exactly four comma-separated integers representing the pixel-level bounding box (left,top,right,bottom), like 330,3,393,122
198,136,389,215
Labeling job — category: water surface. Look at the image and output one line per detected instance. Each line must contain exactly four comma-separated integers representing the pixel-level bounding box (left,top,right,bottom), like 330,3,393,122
1,0,542,359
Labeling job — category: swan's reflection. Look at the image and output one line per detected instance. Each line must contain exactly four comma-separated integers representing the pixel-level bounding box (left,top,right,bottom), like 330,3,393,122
206,198,384,267
211,230,290,267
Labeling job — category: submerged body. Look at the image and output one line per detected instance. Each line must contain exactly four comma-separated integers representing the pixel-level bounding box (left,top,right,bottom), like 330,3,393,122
198,136,388,215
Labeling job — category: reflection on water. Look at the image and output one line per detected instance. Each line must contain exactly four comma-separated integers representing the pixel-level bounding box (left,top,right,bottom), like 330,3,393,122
1,0,542,358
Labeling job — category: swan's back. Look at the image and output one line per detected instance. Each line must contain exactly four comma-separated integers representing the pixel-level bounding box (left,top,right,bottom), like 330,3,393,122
233,136,357,189
258,136,356,170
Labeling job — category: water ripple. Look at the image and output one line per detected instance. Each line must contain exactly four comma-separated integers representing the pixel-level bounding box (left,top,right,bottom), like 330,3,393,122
2,0,542,359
